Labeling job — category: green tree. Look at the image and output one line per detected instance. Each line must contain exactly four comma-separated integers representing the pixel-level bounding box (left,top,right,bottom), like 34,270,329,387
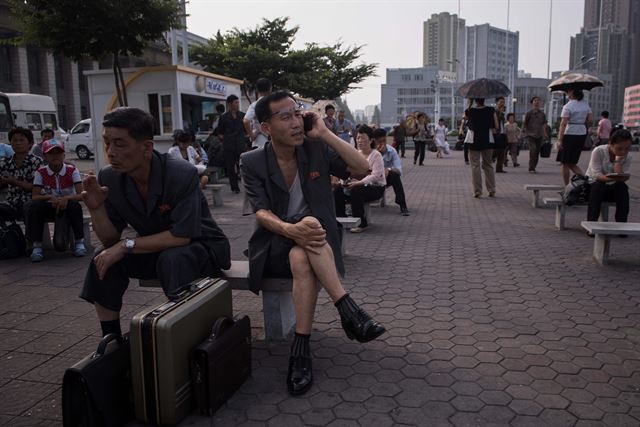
7,0,181,106
191,17,376,102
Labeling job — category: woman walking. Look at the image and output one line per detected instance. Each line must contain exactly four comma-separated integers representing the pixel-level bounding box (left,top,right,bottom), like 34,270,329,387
466,98,498,198
411,112,430,166
557,88,592,185
434,118,448,159
505,113,521,167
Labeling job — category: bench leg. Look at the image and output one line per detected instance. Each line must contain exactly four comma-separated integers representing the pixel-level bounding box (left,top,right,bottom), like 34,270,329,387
532,190,540,208
555,205,566,230
211,190,223,207
593,234,610,265
262,291,295,341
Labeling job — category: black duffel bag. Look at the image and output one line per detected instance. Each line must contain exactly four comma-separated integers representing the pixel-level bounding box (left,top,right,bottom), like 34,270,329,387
562,175,591,206
0,220,26,259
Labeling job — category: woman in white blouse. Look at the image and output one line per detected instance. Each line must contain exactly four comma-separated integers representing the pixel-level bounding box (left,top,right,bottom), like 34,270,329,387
333,125,386,233
168,130,209,189
557,88,593,185
585,129,632,233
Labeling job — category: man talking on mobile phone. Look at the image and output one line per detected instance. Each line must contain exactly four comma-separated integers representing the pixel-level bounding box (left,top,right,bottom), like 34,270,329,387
240,91,386,396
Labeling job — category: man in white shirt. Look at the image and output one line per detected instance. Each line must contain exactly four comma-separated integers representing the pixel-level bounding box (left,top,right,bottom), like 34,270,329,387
243,78,273,149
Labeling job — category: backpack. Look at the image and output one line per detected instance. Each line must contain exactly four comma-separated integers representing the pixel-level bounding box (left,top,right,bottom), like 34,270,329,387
562,175,591,206
0,220,26,259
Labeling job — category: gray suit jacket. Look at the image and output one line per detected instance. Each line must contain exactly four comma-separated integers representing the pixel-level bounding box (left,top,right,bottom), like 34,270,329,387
240,140,349,294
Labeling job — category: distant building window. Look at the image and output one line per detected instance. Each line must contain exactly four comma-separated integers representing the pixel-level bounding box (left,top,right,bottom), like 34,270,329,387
402,74,411,81
0,46,12,84
414,74,424,81
27,48,42,88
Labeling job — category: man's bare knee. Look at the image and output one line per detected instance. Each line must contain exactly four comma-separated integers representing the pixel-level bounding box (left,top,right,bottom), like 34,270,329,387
300,216,323,229
289,245,312,275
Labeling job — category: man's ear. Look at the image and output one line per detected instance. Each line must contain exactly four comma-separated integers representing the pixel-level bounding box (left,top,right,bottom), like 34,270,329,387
143,139,154,158
261,122,271,138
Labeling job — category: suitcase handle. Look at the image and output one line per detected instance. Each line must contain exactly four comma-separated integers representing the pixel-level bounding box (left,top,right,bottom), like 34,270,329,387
95,333,124,357
210,317,234,339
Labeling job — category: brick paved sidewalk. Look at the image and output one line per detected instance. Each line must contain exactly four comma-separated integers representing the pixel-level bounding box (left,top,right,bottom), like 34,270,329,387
1,148,639,426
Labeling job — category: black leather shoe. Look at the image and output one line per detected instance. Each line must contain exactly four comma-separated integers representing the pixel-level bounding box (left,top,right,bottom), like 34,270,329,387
287,356,313,395
340,309,386,343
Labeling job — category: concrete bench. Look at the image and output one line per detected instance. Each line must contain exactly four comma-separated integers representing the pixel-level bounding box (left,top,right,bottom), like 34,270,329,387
337,217,361,256
204,184,224,207
543,197,613,230
581,221,640,265
140,260,294,341
18,215,93,252
524,184,565,208
204,166,223,184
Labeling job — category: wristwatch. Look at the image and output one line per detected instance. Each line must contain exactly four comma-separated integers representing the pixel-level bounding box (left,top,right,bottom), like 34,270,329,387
124,238,136,253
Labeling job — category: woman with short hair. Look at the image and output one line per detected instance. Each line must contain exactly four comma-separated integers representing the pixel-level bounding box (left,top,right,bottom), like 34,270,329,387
585,129,632,235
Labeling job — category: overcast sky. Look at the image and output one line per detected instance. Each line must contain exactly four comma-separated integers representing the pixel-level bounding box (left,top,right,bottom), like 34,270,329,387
187,0,584,111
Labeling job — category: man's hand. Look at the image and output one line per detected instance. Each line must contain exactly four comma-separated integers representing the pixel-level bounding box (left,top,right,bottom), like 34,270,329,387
93,242,126,280
49,197,68,212
285,216,327,254
82,174,108,210
345,180,363,190
303,111,330,141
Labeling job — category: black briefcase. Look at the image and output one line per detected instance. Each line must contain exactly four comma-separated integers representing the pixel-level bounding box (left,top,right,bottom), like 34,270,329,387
191,315,252,415
62,333,133,427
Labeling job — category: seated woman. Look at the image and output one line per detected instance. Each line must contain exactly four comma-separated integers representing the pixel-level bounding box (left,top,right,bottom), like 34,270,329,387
168,130,209,189
585,129,632,236
333,125,386,233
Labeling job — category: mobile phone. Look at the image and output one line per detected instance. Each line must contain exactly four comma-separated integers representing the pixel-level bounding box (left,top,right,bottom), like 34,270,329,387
303,115,314,133
606,173,630,178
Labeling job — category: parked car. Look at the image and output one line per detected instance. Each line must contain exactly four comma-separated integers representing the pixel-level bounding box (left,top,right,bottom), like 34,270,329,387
65,118,94,160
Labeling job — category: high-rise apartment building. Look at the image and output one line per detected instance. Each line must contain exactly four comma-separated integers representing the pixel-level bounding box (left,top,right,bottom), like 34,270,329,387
464,24,519,85
423,12,466,77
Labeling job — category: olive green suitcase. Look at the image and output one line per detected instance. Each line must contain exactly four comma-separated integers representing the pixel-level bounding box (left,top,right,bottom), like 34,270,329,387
130,278,232,425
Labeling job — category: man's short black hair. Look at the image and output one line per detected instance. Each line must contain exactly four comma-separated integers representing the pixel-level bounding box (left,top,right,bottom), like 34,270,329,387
325,104,335,113
357,124,374,140
256,78,272,93
226,94,239,103
40,128,54,137
103,107,154,141
372,128,387,139
8,127,34,145
495,96,505,102
530,96,540,104
601,111,609,118
507,113,515,120
255,91,297,123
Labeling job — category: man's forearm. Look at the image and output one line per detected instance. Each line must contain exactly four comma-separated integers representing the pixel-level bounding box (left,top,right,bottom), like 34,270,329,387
125,230,190,254
256,209,292,239
89,205,121,247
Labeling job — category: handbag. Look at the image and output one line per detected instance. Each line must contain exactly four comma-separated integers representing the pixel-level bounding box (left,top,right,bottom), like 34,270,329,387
540,141,552,158
562,175,591,206
0,219,26,259
62,334,133,427
428,142,438,152
191,316,252,415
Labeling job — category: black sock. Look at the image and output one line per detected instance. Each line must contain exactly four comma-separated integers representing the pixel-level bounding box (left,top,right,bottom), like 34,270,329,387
100,319,122,337
335,293,359,318
290,332,311,358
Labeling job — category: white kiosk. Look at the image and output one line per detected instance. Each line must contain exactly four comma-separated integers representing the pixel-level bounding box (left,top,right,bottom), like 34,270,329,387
85,65,243,169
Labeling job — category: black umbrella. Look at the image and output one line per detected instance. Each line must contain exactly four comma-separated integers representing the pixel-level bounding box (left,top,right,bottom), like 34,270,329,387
548,72,604,92
455,78,511,99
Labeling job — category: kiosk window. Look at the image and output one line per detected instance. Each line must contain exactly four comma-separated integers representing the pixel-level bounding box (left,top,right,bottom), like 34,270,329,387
161,95,172,134
148,93,172,135
26,113,42,130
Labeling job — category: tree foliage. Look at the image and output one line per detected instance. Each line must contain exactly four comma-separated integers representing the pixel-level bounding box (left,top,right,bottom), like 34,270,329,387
8,0,181,106
190,17,377,102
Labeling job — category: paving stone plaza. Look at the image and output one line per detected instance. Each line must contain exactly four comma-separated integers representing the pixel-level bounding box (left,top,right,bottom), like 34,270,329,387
1,148,639,426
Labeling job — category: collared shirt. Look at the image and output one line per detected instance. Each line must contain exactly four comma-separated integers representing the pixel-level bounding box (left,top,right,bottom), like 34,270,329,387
380,144,402,175
360,150,386,187
0,153,44,210
523,109,547,138
586,145,632,185
323,117,337,134
97,152,231,268
33,163,81,197
561,99,591,136
335,118,354,142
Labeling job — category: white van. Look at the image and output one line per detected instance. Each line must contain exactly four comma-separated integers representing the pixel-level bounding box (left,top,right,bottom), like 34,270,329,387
65,118,95,160
6,93,66,144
